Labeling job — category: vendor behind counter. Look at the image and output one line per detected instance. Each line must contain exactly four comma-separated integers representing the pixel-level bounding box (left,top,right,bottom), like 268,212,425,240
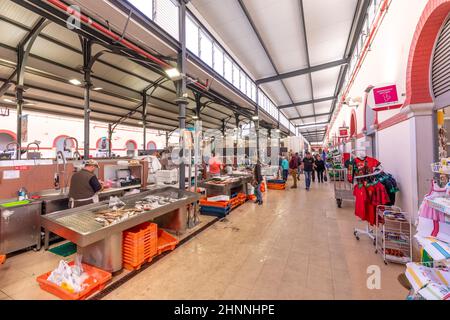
68,160,103,208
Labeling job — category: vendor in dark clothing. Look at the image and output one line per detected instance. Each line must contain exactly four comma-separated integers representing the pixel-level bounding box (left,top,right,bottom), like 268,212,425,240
68,160,103,208
314,155,326,183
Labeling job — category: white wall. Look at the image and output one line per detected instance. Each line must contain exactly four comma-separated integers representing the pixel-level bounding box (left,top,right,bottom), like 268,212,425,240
377,120,414,216
0,110,177,158
329,0,429,139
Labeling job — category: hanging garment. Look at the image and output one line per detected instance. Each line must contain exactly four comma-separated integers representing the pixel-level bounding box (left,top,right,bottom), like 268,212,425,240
365,184,377,226
353,184,368,221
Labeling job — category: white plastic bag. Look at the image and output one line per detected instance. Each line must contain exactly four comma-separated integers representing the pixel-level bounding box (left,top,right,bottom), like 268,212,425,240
108,196,125,209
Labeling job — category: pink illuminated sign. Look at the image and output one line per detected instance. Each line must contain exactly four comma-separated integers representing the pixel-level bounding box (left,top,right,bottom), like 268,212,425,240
373,85,398,105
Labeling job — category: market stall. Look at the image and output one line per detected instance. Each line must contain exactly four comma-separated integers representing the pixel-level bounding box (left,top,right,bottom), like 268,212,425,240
40,186,200,272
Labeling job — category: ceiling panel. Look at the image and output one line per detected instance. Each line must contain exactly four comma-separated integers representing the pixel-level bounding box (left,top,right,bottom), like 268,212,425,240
303,0,357,66
297,104,314,117
192,0,275,79
30,37,83,69
260,81,292,106
41,23,81,51
0,20,28,48
283,74,312,102
0,0,40,28
242,0,308,74
311,66,341,99
314,100,333,114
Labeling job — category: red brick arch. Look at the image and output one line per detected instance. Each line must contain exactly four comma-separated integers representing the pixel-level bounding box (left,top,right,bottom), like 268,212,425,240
405,0,450,106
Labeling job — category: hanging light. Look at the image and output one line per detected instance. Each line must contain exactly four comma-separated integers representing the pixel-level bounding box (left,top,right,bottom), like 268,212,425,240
165,68,182,80
69,79,82,86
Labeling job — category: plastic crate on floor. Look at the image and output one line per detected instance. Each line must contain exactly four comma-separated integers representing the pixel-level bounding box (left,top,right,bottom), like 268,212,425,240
36,261,112,300
200,205,231,218
122,222,158,271
157,230,180,255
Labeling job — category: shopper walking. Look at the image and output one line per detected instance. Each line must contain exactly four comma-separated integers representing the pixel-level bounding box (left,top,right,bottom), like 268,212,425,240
254,160,263,205
281,156,289,181
314,155,326,183
289,153,299,188
301,152,314,191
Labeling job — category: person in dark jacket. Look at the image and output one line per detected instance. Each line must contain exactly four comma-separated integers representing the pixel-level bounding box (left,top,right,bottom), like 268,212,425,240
314,155,326,183
301,152,314,191
254,160,263,205
68,160,103,208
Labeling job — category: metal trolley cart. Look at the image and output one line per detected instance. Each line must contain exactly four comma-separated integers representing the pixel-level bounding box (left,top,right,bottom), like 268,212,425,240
329,168,354,208
375,205,412,265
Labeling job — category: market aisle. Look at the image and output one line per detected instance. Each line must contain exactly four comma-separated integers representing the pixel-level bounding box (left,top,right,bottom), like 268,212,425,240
104,181,408,300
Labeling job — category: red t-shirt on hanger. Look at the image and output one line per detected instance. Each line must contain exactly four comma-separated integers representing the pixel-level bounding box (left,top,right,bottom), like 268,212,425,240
353,184,368,221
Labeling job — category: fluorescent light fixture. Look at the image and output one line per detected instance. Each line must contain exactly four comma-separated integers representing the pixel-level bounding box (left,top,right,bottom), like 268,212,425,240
252,116,259,121
192,115,199,120
165,68,181,80
3,98,14,103
93,87,103,91
297,122,328,130
275,129,281,133
138,121,143,125
69,79,82,86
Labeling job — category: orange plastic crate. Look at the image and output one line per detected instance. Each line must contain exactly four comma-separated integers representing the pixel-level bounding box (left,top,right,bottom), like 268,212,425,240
199,199,231,208
122,222,158,271
157,230,179,255
36,261,111,300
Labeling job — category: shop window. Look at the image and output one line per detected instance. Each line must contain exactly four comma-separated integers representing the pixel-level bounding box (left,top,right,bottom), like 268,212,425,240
199,30,213,67
186,16,199,56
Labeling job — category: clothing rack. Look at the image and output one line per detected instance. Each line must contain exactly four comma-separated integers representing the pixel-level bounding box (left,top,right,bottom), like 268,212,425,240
351,152,383,244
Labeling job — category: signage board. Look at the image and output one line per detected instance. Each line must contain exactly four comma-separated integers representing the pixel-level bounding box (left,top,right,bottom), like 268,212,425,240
369,84,403,111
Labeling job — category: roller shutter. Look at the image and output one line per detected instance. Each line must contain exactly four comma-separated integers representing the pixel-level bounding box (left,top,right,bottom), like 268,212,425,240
432,18,450,99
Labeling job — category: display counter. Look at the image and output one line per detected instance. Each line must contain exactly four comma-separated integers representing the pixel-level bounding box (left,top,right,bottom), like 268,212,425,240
40,186,200,272
199,174,253,197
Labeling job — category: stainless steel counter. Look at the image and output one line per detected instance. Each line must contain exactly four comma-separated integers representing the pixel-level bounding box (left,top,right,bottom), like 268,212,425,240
199,175,252,196
0,200,42,254
41,186,200,272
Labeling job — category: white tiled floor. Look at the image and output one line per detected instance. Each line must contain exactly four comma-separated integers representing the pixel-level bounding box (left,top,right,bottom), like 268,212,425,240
0,179,408,300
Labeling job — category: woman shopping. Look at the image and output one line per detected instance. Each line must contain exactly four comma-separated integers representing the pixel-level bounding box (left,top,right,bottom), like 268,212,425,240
314,155,326,183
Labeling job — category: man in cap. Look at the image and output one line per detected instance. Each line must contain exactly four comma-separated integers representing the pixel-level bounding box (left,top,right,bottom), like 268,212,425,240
68,159,103,208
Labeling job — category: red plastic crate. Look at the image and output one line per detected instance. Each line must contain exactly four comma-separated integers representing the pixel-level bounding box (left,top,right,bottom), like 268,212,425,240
36,261,111,300
123,222,158,271
157,230,179,255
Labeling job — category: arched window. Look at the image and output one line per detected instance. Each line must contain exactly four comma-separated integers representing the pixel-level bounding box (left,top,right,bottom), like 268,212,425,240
147,141,157,150
53,135,74,157
125,140,137,157
0,130,16,150
96,138,111,151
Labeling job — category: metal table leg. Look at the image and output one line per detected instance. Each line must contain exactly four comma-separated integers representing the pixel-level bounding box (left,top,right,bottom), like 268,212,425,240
44,229,50,250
